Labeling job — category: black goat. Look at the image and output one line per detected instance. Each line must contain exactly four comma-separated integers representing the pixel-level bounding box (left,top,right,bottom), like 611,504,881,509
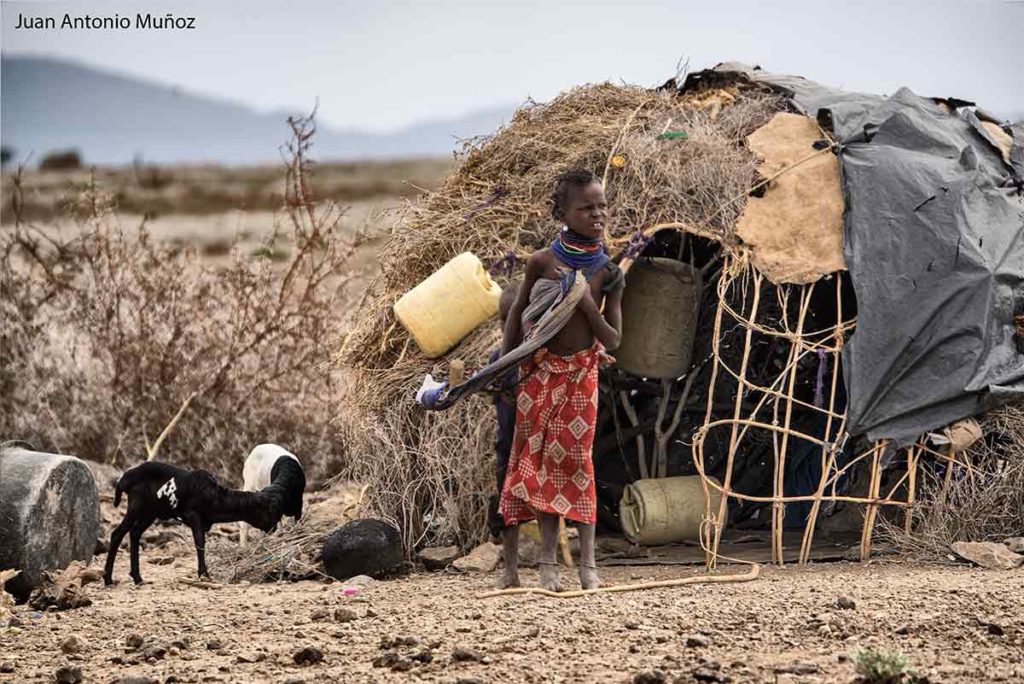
104,460,304,585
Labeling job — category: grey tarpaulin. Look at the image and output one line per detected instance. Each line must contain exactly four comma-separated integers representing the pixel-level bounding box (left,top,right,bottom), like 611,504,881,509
685,64,1024,445
1011,123,1024,178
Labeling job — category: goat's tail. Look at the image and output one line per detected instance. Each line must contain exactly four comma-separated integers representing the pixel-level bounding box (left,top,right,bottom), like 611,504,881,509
114,474,127,507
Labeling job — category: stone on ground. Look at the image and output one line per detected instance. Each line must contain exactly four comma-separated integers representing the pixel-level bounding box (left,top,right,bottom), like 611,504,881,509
1004,537,1024,554
321,519,403,580
951,541,1024,570
417,545,459,570
452,542,502,573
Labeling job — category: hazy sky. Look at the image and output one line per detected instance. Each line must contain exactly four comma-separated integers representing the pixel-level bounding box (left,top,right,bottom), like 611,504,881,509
2,0,1022,132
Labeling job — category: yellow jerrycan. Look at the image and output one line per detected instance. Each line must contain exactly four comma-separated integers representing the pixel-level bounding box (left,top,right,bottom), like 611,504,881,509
393,252,502,358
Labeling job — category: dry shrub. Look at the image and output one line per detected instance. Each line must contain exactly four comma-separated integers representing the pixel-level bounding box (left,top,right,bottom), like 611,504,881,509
213,483,368,583
2,158,452,224
879,404,1024,559
39,149,82,171
0,114,354,483
337,82,783,551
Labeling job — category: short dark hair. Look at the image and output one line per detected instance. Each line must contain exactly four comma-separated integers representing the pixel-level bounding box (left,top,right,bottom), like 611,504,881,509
550,169,598,220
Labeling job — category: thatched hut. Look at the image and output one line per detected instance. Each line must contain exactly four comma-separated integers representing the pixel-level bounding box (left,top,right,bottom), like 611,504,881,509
338,62,1024,562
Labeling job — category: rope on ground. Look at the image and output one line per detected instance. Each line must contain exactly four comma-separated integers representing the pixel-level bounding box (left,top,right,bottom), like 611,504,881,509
475,562,759,600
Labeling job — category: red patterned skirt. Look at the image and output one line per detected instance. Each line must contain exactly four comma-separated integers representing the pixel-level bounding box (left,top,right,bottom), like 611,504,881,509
498,344,607,525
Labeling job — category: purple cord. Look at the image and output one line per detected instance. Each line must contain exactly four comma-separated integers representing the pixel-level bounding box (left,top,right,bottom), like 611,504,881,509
814,349,828,408
464,186,506,220
624,230,651,259
488,250,517,277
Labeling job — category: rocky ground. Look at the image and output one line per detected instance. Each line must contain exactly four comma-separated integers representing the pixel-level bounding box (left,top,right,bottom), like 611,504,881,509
2,546,1022,684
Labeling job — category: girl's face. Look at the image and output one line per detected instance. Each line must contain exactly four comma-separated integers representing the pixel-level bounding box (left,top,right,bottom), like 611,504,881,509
562,181,608,239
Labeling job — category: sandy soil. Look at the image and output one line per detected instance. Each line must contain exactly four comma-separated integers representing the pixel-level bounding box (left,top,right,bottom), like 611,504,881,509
2,545,1022,683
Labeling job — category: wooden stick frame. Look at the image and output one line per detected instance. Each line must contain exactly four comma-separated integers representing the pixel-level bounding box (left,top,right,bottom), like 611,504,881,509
689,254,955,567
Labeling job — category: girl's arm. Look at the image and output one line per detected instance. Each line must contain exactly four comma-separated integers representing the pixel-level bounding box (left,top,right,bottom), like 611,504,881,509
580,284,623,351
501,254,542,355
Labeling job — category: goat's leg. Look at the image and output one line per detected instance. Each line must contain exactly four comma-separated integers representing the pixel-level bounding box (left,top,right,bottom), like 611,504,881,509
103,516,134,586
239,521,249,548
128,516,154,585
186,516,210,580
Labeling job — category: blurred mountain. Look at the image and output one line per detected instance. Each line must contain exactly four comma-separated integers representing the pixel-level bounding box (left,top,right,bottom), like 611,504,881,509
1,55,516,165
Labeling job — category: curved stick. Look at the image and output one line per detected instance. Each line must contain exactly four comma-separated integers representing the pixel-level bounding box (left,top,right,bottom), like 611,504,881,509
476,563,760,600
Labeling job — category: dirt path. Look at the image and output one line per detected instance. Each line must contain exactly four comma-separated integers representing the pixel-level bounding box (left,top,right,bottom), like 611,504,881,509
3,554,1021,683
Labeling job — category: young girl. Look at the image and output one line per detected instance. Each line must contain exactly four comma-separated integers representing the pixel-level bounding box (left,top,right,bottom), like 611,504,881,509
498,169,624,591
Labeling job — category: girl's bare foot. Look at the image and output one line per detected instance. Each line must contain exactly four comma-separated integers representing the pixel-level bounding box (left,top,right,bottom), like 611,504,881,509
497,566,521,589
538,561,562,592
498,524,521,589
579,563,600,590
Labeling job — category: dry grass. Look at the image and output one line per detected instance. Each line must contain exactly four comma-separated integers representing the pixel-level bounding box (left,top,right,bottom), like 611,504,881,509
213,483,369,583
0,114,355,484
337,82,783,551
879,404,1024,560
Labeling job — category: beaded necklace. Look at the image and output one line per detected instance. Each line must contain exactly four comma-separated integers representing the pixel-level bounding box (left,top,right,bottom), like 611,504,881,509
550,226,608,274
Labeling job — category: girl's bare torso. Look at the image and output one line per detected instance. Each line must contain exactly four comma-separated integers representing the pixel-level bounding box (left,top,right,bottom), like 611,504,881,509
533,248,610,357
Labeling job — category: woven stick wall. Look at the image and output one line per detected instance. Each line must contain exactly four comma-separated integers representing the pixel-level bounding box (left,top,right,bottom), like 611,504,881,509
689,252,969,566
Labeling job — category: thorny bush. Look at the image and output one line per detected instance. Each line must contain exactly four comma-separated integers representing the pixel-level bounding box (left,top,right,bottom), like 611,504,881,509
0,114,354,483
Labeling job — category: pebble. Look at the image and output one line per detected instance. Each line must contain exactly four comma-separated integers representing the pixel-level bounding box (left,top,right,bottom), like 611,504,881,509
372,651,399,668
310,609,330,622
282,679,306,684
333,608,357,623
835,595,856,610
7,616,23,628
774,662,820,675
60,634,88,655
685,634,711,648
205,639,224,651
693,670,731,683
144,645,167,661
293,647,324,666
380,635,422,648
54,665,82,684
0,662,14,673
125,633,145,650
455,679,484,684
345,575,376,587
632,670,667,684
235,652,265,664
451,647,486,663
391,658,414,672
113,677,159,684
